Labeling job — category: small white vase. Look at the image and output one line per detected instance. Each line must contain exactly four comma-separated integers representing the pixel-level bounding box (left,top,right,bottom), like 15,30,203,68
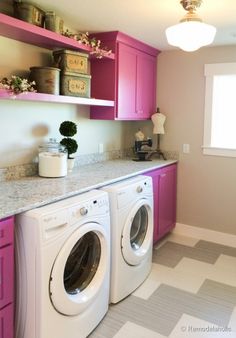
67,158,75,172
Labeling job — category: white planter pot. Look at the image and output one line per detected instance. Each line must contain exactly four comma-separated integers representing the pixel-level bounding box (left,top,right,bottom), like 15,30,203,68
67,158,75,172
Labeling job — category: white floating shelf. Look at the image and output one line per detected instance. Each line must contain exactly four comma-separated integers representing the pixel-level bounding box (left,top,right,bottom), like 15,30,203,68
0,90,114,107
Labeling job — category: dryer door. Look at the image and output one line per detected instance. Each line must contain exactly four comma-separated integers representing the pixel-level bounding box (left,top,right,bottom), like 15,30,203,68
121,199,153,266
49,222,109,316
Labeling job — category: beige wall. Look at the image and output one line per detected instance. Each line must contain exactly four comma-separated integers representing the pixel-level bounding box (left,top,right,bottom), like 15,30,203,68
157,45,236,236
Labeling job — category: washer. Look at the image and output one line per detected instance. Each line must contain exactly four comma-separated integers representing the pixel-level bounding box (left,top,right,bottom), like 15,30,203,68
14,190,110,338
101,175,153,303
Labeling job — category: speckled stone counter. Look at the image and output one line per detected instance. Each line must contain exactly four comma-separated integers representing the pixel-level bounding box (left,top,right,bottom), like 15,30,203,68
0,158,177,219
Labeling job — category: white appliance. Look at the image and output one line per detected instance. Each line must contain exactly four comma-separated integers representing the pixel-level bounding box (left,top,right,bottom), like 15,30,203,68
101,175,153,303
15,190,110,338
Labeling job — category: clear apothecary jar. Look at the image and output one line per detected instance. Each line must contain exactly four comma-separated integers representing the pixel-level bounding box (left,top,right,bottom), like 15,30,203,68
38,138,67,177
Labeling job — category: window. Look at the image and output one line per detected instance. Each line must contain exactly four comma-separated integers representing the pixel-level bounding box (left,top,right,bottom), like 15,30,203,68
203,63,236,157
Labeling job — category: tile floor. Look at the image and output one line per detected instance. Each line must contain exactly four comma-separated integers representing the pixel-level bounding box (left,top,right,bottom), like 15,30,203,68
89,233,236,338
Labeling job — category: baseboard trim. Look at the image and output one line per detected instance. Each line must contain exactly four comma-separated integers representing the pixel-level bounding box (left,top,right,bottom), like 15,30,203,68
173,223,236,248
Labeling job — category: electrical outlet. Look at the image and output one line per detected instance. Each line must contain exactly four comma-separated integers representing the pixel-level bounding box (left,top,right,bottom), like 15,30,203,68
98,143,104,153
183,144,190,153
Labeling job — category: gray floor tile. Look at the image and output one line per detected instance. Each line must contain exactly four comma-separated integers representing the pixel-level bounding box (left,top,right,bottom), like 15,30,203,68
152,241,219,268
195,240,236,258
152,284,233,328
198,279,236,308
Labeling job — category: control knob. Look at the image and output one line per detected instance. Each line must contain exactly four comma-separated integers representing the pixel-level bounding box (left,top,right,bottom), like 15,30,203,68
80,207,88,216
136,186,143,193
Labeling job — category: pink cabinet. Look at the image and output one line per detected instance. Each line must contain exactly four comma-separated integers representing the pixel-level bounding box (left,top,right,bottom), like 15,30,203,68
136,49,157,119
0,216,14,338
116,43,137,119
90,31,160,120
145,164,177,243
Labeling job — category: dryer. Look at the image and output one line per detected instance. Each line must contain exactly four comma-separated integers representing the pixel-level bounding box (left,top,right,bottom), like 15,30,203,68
101,175,153,303
15,190,110,338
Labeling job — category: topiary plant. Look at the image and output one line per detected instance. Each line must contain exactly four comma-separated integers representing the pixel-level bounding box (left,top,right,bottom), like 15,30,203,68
59,121,78,159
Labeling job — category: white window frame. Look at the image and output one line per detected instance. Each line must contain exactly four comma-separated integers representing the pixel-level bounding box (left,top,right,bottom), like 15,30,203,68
203,63,236,157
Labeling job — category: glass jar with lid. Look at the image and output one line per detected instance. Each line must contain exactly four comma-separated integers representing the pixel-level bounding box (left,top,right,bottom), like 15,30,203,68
38,138,67,177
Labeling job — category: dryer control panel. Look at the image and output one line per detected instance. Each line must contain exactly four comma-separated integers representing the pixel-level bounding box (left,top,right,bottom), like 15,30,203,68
116,176,153,210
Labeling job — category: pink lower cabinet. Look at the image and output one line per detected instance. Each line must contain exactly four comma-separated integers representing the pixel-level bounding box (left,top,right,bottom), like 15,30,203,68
145,164,177,243
0,216,14,338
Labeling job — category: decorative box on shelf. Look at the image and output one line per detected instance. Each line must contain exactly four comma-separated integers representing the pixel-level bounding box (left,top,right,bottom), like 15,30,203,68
53,49,89,74
60,72,91,98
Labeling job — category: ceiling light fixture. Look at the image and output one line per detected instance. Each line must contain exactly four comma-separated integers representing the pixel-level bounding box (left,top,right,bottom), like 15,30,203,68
165,0,216,52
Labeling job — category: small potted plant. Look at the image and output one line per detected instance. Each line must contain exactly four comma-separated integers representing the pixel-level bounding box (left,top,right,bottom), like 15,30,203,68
59,120,78,171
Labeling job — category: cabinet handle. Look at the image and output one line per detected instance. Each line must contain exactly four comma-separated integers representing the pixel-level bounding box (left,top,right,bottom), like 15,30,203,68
0,229,4,238
160,173,166,178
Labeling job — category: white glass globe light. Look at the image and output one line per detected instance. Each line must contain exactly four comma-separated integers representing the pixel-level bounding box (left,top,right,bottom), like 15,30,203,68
166,20,216,52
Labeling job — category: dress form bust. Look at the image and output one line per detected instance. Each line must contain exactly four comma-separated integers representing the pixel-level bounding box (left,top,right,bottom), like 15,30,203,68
148,107,166,160
151,108,166,134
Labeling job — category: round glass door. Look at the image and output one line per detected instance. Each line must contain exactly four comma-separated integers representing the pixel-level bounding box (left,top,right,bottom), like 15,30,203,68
121,199,153,266
64,232,101,295
130,206,148,251
49,223,108,316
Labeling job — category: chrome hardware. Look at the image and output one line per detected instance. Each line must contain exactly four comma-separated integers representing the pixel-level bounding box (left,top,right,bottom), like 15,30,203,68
136,186,143,193
80,207,88,216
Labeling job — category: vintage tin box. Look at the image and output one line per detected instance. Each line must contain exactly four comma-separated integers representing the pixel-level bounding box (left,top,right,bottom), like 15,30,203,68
13,1,45,27
53,49,89,74
60,71,91,98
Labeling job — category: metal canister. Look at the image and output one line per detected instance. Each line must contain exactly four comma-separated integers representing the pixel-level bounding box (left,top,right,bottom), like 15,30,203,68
29,67,60,95
13,1,45,27
38,138,67,178
45,11,64,34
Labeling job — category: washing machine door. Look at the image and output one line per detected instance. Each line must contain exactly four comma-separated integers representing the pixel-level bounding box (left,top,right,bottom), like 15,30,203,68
49,222,108,316
121,199,153,266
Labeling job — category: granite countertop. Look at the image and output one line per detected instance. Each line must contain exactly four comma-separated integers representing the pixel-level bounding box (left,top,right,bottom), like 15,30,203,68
0,158,177,219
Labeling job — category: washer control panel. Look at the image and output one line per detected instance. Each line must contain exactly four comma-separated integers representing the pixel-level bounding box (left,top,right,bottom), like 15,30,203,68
70,195,109,223
38,191,109,238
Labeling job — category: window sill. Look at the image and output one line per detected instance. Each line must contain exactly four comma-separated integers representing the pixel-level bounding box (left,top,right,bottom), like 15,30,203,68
202,146,236,158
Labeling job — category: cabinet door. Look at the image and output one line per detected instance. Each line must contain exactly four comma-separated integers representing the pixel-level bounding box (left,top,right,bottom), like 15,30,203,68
0,245,14,309
136,51,156,119
158,165,177,239
0,217,14,248
117,43,157,120
145,170,160,243
117,43,137,119
0,304,13,338
145,164,177,243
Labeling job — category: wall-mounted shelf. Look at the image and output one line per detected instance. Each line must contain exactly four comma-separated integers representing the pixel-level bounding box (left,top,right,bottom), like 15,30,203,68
0,89,115,107
0,13,115,60
0,13,115,108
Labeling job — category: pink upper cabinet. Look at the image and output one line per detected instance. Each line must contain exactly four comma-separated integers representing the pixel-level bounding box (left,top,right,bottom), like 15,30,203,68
90,31,160,120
